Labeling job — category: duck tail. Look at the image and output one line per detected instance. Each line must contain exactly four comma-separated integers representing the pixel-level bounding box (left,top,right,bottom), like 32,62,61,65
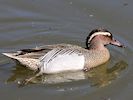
2,52,18,60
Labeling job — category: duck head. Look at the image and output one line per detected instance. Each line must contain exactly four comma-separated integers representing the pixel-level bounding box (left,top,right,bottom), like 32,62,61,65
86,28,125,49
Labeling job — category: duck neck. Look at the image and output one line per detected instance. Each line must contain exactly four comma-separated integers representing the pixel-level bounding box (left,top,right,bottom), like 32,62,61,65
88,40,106,50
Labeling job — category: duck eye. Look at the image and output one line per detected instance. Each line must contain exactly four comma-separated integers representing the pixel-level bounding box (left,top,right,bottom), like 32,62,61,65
105,35,112,39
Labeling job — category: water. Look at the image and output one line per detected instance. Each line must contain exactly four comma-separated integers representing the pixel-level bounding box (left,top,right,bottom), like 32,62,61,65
0,0,133,100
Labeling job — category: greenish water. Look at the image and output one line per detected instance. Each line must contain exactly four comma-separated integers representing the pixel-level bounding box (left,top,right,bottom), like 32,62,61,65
0,0,133,100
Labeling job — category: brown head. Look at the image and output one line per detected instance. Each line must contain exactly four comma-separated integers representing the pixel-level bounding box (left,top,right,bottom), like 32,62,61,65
86,28,125,49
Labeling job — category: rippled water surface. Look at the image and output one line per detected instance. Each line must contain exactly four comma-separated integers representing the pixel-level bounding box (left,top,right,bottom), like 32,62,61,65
0,0,133,100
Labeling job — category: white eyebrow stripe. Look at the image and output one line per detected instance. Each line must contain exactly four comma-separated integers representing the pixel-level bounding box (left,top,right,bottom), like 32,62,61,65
89,32,111,42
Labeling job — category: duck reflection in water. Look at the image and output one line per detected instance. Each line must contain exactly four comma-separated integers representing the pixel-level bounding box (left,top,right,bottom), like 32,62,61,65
7,60,127,87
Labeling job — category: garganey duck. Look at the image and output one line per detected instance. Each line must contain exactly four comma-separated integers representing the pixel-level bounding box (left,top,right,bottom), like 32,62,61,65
2,28,124,74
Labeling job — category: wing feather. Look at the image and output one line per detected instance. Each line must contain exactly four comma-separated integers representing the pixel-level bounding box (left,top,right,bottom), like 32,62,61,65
39,48,84,73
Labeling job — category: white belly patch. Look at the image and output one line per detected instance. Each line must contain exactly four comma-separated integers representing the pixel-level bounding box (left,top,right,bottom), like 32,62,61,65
40,53,85,74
